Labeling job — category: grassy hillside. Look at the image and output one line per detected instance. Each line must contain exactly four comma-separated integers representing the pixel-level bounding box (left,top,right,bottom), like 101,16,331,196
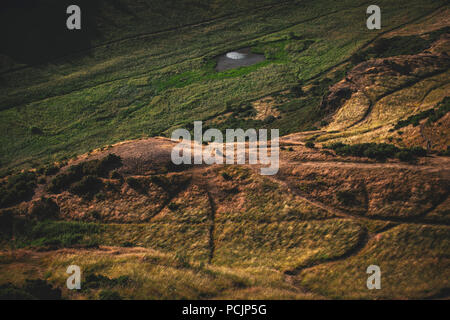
0,0,449,300
1,0,448,172
0,137,449,299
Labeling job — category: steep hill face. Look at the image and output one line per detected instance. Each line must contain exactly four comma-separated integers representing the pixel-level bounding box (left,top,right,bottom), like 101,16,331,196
313,18,450,151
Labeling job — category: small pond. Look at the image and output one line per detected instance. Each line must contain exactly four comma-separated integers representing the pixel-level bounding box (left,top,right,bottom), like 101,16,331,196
215,47,265,72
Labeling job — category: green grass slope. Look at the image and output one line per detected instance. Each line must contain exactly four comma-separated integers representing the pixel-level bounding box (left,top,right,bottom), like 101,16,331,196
1,0,448,171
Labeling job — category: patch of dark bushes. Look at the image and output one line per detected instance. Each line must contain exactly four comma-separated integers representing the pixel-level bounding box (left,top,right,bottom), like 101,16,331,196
167,202,179,211
44,165,59,176
79,153,122,177
0,209,14,239
120,241,134,247
351,35,432,65
305,141,315,148
438,146,450,156
351,27,449,66
0,171,36,208
0,279,61,300
84,274,131,290
336,190,360,206
393,97,450,130
263,115,276,124
289,85,304,97
98,289,122,300
13,220,101,249
224,186,239,194
325,142,426,161
231,104,256,118
47,154,121,193
221,172,232,181
37,177,47,184
110,170,123,180
69,175,103,199
126,176,147,193
30,126,43,135
149,174,191,197
29,197,60,220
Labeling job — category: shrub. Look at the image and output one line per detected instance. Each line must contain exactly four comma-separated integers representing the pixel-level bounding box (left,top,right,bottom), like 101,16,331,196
47,154,121,193
0,284,35,300
394,97,450,130
0,172,36,208
17,220,102,248
149,174,191,196
69,175,103,198
85,274,131,290
438,146,450,156
0,280,61,300
367,35,431,58
326,143,399,160
88,210,101,220
289,85,304,97
30,126,43,135
37,177,47,184
47,171,78,193
29,197,60,220
263,115,276,124
98,290,122,300
408,146,427,157
395,147,426,162
44,165,59,176
336,190,359,206
167,202,179,211
221,172,232,181
0,209,14,239
22,279,62,300
350,51,366,65
75,154,122,177
120,241,134,247
126,177,147,192
396,151,414,162
326,142,427,161
305,141,315,148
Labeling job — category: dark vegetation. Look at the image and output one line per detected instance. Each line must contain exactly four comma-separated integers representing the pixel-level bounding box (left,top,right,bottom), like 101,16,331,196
0,280,61,300
110,170,123,180
5,220,103,249
98,290,122,300
392,97,450,130
325,142,427,161
336,190,361,206
149,175,191,196
221,172,232,181
69,175,103,199
350,27,450,65
37,164,59,176
438,146,450,156
126,174,191,197
0,0,100,65
47,154,122,194
126,177,147,193
84,274,131,289
0,172,36,208
29,197,60,221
